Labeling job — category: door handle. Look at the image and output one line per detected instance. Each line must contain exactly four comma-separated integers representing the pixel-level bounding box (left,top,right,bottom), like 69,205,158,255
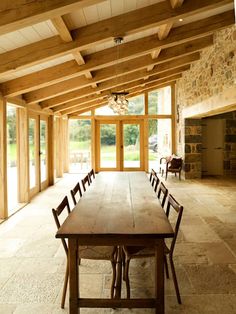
214,147,223,150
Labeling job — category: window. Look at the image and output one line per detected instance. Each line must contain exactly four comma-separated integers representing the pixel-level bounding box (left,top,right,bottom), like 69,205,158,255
69,119,91,172
148,86,171,114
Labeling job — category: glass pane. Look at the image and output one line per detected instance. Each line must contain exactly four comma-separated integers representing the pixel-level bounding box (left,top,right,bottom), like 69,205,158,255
95,95,144,116
7,106,18,213
148,86,171,114
123,124,140,168
100,124,116,168
127,95,145,115
69,119,91,172
40,120,47,183
148,119,172,172
95,106,117,116
29,118,36,189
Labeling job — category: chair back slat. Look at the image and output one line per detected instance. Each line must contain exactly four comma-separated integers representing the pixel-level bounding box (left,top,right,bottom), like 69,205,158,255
157,182,168,208
82,174,90,192
88,169,95,184
52,196,71,255
150,168,156,184
70,181,82,205
166,194,183,255
152,173,160,192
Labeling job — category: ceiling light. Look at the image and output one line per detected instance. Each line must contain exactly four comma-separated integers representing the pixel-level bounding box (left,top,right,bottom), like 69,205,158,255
108,37,129,115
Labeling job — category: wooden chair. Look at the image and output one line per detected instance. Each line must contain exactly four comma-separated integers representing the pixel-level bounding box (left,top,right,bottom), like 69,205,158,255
149,168,156,185
122,194,184,304
157,181,168,208
70,181,82,206
81,174,90,192
152,173,160,193
52,196,118,308
165,157,183,180
88,168,95,184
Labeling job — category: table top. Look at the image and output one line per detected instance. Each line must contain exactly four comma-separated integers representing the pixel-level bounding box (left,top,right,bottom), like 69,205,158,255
56,172,174,243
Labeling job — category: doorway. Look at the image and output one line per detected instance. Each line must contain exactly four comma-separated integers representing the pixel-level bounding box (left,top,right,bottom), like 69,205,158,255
96,120,144,171
29,114,49,197
202,118,225,176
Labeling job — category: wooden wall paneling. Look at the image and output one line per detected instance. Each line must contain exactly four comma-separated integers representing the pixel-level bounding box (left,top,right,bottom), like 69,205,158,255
47,115,54,186
0,96,8,219
17,107,29,203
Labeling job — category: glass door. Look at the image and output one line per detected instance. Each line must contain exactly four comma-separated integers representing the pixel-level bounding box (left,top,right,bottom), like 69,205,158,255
96,121,120,171
29,114,39,197
40,117,48,189
29,114,48,197
122,120,144,171
96,120,144,171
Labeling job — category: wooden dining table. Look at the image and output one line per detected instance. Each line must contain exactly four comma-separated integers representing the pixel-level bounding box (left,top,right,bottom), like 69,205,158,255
56,171,174,314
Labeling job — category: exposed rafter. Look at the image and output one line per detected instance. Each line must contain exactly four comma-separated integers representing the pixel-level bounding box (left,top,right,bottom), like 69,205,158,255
23,35,213,104
41,53,200,110
1,10,233,98
0,0,231,76
0,0,106,35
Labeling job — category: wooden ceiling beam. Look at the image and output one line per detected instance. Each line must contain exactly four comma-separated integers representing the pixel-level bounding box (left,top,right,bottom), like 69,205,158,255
1,9,233,98
152,0,184,71
170,0,185,8
59,73,183,115
0,0,105,35
51,16,72,42
53,65,189,113
0,0,231,75
64,76,180,116
24,35,213,104
41,52,199,109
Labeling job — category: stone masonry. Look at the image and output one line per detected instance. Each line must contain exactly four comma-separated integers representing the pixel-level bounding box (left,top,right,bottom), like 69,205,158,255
176,25,236,179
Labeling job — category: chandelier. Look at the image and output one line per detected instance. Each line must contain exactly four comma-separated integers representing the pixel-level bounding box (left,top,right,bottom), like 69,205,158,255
108,37,129,115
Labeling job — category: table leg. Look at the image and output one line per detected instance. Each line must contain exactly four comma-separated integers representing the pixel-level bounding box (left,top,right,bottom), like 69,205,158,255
68,239,79,314
155,240,164,314
114,246,122,299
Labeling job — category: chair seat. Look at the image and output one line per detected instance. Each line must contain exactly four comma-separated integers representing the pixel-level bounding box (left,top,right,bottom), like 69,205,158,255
79,246,115,260
125,244,169,258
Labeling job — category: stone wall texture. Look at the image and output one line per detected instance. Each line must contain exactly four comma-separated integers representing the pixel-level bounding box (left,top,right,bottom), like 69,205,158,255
176,25,236,178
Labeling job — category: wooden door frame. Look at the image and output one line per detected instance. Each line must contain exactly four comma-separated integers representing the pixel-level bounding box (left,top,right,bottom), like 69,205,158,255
95,118,144,172
121,119,144,171
28,113,49,198
95,120,121,172
39,115,49,190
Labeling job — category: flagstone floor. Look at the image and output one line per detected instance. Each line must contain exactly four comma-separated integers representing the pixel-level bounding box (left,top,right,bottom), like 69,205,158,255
0,173,236,314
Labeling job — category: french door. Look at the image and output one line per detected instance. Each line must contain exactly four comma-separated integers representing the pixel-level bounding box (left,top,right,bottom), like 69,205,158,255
29,113,49,197
96,119,144,171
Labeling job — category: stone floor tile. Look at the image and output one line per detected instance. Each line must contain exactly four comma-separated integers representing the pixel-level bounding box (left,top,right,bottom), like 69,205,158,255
184,264,236,294
201,242,236,264
0,273,63,303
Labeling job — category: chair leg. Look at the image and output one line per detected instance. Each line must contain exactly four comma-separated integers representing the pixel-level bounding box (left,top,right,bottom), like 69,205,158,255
122,249,126,281
169,256,182,304
179,171,181,180
110,260,117,299
124,257,131,299
61,260,69,309
165,170,168,180
164,255,169,279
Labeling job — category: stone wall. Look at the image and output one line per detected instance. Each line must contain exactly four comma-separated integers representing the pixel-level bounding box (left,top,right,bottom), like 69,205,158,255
176,25,236,178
